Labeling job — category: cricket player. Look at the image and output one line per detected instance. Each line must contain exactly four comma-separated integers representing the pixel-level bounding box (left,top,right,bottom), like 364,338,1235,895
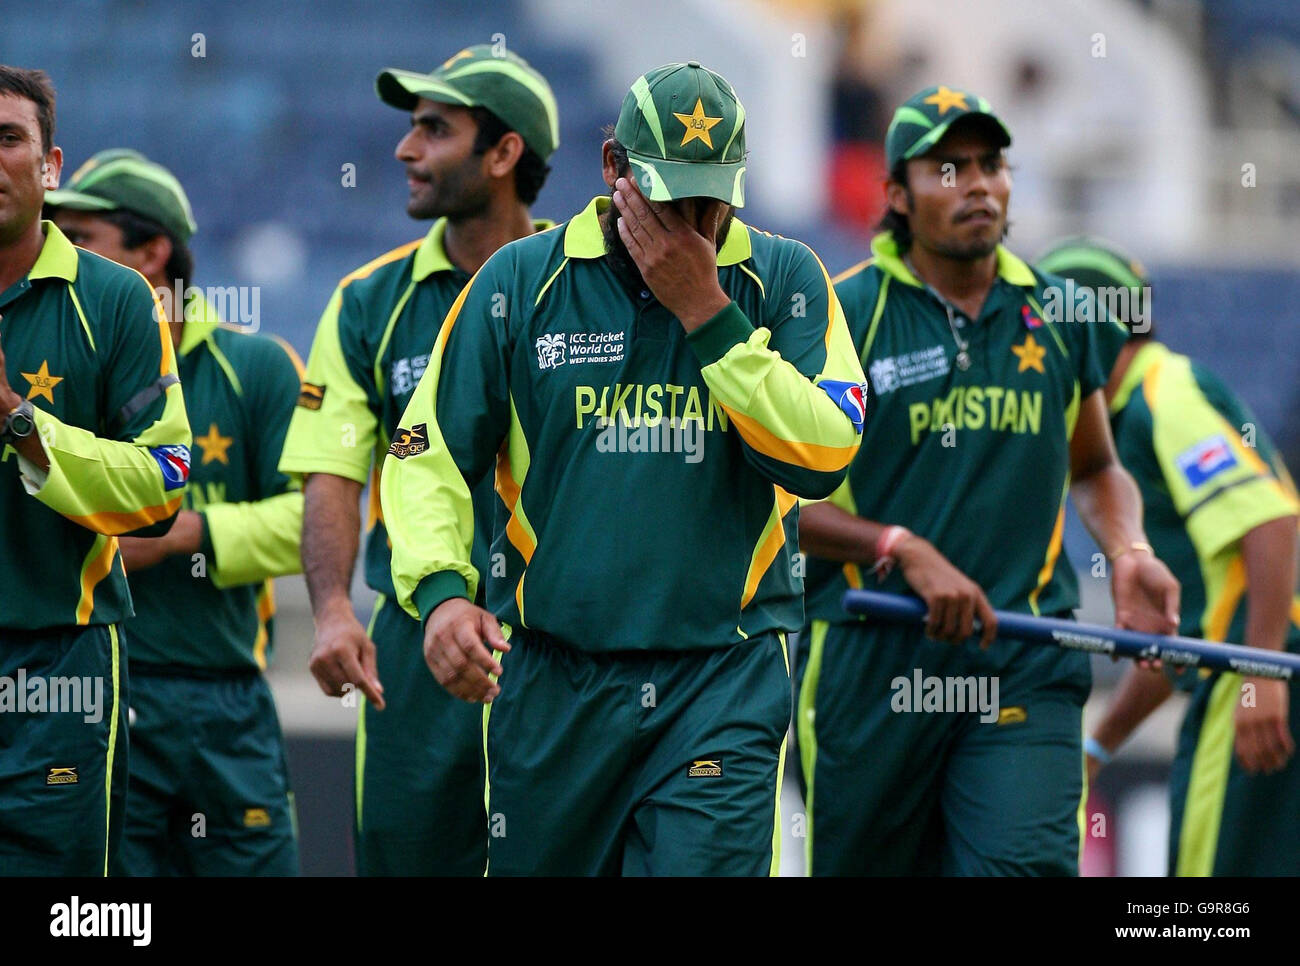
1039,237,1300,876
0,67,191,875
796,86,1180,876
381,61,869,876
47,149,305,875
279,45,559,875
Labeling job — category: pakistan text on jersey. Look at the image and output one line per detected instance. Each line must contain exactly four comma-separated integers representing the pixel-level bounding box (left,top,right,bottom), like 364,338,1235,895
574,383,729,431
908,386,1043,444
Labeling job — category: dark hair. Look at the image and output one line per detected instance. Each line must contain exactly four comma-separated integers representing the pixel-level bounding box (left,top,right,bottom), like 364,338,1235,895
101,208,193,287
0,65,56,154
877,160,913,251
469,106,550,205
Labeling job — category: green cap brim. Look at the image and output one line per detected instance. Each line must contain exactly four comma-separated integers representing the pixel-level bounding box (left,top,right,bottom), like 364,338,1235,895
903,112,1011,162
43,188,119,212
626,152,746,208
375,68,477,112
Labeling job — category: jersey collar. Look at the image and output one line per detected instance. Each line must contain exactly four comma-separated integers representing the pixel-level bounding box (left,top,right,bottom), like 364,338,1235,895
413,216,558,280
1109,340,1168,414
29,221,80,283
562,196,753,266
869,231,1037,289
412,218,455,281
178,294,224,356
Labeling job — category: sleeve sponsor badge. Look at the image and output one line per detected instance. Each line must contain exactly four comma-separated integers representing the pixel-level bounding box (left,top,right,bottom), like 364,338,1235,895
149,445,191,490
388,423,429,459
1175,435,1238,488
817,379,869,432
296,382,326,411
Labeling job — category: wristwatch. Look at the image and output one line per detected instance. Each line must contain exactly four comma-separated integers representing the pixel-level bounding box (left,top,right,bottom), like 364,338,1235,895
0,399,35,447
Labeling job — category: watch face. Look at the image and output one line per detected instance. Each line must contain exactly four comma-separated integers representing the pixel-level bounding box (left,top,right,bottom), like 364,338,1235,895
10,412,34,437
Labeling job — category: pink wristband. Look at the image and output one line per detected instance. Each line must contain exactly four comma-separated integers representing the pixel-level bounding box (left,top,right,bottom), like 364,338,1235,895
873,525,912,579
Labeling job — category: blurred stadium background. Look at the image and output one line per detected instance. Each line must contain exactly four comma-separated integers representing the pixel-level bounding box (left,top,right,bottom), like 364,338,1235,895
6,0,1299,875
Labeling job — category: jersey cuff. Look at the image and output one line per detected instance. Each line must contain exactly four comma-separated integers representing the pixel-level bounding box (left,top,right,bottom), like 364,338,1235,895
414,571,470,624
686,301,755,367
198,510,215,564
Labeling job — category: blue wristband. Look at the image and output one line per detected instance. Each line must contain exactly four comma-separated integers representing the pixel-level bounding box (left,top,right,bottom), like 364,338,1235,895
1084,735,1113,765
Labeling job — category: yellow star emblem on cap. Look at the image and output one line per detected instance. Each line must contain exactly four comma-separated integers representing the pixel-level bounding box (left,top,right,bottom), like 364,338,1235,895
21,360,63,404
1012,333,1046,373
673,98,724,149
924,85,969,115
195,422,233,465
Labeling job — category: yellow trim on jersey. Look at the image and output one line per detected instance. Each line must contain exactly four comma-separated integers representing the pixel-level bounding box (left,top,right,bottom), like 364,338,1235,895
76,534,119,625
1028,479,1069,616
797,619,829,875
741,487,798,609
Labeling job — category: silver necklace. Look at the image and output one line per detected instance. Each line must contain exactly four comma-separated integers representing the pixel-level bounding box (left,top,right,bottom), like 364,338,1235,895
905,255,971,371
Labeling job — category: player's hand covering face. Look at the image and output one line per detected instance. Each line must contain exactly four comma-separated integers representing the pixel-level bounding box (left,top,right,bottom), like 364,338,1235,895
610,176,732,332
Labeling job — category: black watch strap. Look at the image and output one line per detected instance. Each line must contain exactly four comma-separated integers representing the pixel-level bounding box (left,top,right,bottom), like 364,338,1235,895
1,400,35,447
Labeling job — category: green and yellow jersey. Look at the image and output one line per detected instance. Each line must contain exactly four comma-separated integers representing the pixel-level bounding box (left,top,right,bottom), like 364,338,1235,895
381,196,868,651
0,222,191,630
126,297,305,671
1109,340,1300,648
279,218,550,601
805,231,1120,634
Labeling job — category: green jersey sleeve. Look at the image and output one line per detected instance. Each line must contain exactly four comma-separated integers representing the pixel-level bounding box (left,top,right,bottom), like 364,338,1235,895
381,263,512,621
1148,353,1298,561
685,243,865,500
18,270,192,535
202,336,306,588
278,284,379,483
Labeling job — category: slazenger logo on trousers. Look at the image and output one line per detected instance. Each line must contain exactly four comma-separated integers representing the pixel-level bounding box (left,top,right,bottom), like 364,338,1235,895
49,896,151,946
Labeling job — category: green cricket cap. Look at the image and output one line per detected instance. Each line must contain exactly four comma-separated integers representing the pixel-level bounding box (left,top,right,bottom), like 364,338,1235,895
614,61,747,208
1037,235,1151,338
1036,235,1150,294
885,84,1012,170
376,45,560,161
44,148,197,242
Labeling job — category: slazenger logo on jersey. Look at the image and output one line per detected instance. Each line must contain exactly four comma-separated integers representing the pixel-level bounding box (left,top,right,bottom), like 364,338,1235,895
818,379,869,432
388,423,429,459
536,333,566,370
1176,435,1238,488
149,445,191,490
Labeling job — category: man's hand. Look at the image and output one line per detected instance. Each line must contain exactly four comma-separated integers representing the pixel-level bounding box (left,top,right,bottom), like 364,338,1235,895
896,534,997,648
1234,677,1294,774
118,509,203,573
308,599,385,710
610,177,731,331
424,597,510,703
1110,550,1179,636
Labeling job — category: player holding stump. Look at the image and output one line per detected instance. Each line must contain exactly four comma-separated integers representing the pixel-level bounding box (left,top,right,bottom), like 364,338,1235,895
279,45,558,875
796,86,1179,876
381,61,868,876
47,149,305,875
1039,237,1300,876
0,68,191,875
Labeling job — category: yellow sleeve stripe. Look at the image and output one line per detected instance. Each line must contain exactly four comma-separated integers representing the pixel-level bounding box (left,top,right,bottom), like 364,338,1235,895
720,405,859,474
339,239,423,289
740,487,798,609
65,495,184,536
270,334,307,381
76,535,119,625
831,257,874,286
